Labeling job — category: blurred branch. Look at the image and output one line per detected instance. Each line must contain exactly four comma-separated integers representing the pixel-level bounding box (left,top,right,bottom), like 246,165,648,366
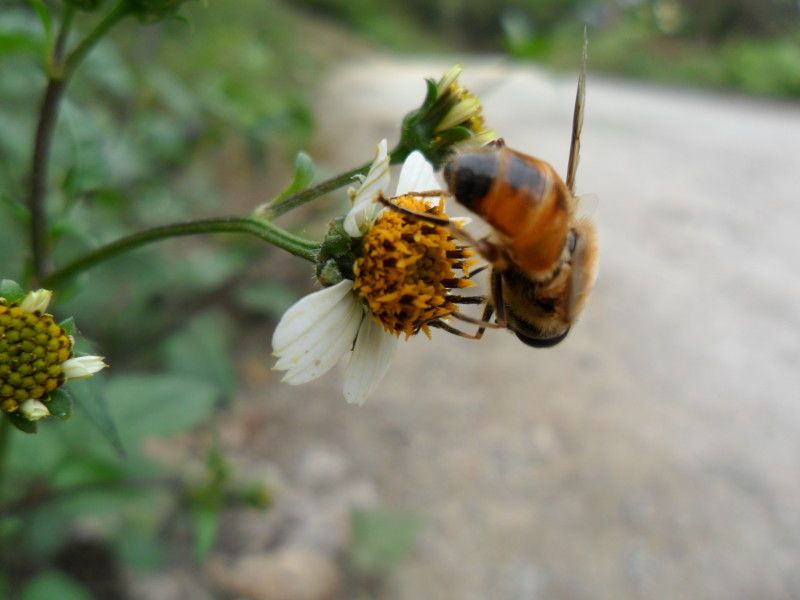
28,1,132,282
42,217,320,289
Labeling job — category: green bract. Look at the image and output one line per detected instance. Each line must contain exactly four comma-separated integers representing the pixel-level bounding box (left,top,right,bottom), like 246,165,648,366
395,65,495,169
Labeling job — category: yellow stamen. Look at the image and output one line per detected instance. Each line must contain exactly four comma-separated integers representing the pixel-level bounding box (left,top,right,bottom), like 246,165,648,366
353,195,474,338
0,304,72,415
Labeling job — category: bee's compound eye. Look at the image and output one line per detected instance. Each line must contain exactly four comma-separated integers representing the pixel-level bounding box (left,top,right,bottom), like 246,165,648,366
449,154,494,210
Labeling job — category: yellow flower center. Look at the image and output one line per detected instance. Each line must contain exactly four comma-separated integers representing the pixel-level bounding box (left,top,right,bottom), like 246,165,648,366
0,304,72,414
353,195,474,338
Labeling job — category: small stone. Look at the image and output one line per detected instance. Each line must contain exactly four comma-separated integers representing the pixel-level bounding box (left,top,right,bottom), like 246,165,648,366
209,549,340,600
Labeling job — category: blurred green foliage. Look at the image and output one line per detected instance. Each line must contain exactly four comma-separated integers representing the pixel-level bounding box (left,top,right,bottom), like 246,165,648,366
297,0,800,98
0,0,313,593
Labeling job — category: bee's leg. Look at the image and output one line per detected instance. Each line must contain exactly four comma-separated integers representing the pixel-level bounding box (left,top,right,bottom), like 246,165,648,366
490,270,508,327
428,320,484,340
429,297,497,340
407,189,449,198
451,310,504,329
466,265,489,279
447,294,486,304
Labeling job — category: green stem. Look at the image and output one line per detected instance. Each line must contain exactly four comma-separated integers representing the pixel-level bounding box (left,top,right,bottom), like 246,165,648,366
264,145,408,218
265,163,369,219
52,5,75,68
0,418,11,502
42,217,320,289
27,2,131,282
63,1,131,77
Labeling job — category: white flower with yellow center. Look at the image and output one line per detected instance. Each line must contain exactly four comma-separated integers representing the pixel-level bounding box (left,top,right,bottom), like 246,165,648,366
0,289,107,421
272,140,474,405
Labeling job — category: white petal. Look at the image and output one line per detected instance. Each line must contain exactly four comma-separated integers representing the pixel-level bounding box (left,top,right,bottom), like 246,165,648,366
20,289,52,314
343,317,398,406
395,151,440,198
343,202,380,238
274,291,356,370
20,399,49,421
63,355,107,380
282,300,364,385
272,280,353,353
344,139,391,238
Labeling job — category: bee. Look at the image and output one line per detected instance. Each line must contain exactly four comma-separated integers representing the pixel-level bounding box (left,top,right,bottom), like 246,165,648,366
381,33,597,347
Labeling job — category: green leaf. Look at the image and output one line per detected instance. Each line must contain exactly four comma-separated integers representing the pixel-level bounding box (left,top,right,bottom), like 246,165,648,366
4,411,37,434
105,374,218,444
0,279,25,303
27,0,52,50
163,312,235,397
0,31,43,55
191,504,220,561
116,523,165,570
234,282,296,318
58,316,77,337
20,571,91,600
48,388,74,420
273,151,315,203
69,379,126,458
350,508,423,573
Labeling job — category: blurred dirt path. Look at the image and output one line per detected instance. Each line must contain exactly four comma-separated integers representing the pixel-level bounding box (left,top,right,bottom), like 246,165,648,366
241,58,800,599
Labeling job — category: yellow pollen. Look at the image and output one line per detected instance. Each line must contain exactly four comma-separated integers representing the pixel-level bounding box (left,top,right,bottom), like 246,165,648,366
0,304,72,415
353,195,474,338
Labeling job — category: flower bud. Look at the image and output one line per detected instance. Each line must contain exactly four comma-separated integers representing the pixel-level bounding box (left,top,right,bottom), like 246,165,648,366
20,399,50,421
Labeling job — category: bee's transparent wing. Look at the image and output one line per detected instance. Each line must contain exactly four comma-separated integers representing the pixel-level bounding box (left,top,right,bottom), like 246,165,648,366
566,27,588,196
575,192,598,220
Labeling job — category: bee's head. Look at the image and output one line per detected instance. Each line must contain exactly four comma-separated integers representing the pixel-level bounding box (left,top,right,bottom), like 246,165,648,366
443,152,495,212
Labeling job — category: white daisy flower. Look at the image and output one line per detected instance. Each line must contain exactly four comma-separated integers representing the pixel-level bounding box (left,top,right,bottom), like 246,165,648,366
0,288,107,421
272,140,475,406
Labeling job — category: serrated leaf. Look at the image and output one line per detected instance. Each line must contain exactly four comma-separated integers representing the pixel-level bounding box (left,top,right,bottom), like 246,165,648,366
273,151,315,203
48,388,74,420
4,411,37,434
69,379,126,458
0,279,25,303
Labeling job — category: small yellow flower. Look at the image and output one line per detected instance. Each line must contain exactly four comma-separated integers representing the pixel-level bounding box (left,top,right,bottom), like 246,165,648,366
0,289,106,421
272,140,473,405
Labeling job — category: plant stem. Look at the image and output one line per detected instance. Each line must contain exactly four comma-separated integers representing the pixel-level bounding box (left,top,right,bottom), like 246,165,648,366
264,145,411,218
53,5,75,67
63,2,131,76
28,78,66,281
27,2,131,282
0,418,11,501
42,217,320,289
264,163,370,219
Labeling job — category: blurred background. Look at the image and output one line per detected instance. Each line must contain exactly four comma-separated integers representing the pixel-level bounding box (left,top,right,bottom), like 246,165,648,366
1,0,799,598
